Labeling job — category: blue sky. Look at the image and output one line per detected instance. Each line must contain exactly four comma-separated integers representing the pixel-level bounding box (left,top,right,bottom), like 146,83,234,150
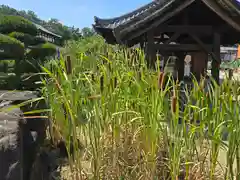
1,0,151,28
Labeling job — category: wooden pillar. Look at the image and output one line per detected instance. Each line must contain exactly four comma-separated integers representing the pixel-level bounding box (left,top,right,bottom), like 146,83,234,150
163,54,169,71
146,31,156,68
175,53,185,81
140,42,144,49
229,69,233,80
212,32,221,84
191,51,208,81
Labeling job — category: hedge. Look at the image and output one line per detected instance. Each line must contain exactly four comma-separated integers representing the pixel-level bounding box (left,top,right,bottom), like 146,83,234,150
27,42,57,61
8,31,34,45
0,15,38,36
0,33,24,59
0,60,15,73
17,59,40,73
8,32,46,46
33,36,46,45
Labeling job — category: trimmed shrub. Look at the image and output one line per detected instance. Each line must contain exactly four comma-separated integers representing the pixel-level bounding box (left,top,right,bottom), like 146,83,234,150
0,33,24,59
27,42,57,61
0,60,15,73
8,31,34,45
8,32,46,46
0,15,38,36
33,36,46,45
16,59,40,73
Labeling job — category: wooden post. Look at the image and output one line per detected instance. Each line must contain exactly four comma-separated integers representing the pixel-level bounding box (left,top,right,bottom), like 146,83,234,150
146,30,155,68
65,55,72,75
229,69,233,80
163,54,169,71
212,32,221,84
176,52,185,81
191,51,208,81
140,37,145,50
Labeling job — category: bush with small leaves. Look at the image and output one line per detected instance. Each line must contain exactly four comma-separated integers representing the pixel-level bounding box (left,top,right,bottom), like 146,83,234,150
0,60,15,72
0,15,38,36
8,32,46,46
0,33,24,59
33,36,46,45
8,31,34,46
27,42,57,61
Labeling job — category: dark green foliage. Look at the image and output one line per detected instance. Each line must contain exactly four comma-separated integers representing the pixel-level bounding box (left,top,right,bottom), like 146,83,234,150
0,33,24,45
16,59,40,73
27,42,57,60
81,27,95,38
33,36,46,45
8,31,34,45
8,32,46,46
0,33,24,59
0,15,38,36
0,61,8,72
0,60,15,72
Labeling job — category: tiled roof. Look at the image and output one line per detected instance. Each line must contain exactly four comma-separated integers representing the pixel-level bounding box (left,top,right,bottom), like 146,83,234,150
94,0,240,30
34,23,62,38
94,0,170,29
93,0,240,45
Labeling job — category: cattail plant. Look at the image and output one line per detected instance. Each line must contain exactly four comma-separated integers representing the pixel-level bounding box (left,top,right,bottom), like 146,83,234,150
40,36,240,180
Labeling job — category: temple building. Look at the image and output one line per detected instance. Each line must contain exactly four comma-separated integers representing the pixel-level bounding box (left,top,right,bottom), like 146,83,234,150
93,0,240,83
34,23,62,45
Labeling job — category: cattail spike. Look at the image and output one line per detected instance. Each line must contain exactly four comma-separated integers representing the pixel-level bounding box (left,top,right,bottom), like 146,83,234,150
171,96,177,113
114,77,117,88
100,75,104,92
158,72,165,90
65,55,72,75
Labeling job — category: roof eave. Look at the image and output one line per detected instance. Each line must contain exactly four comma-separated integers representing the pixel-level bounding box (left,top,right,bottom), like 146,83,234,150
118,0,193,42
202,0,240,32
93,24,118,44
116,0,240,42
93,0,158,27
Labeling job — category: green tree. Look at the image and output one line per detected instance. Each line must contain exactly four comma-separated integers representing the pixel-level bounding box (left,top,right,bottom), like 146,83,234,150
48,18,59,24
0,33,24,59
81,27,95,38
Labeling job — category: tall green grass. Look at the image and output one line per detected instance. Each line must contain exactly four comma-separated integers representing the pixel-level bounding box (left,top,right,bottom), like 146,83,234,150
41,37,240,180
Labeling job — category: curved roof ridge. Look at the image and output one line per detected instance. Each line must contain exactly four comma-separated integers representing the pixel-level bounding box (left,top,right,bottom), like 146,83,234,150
94,0,165,26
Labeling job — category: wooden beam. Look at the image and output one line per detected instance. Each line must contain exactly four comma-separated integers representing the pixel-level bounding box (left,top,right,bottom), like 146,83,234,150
154,34,169,41
146,30,155,68
188,33,213,53
202,0,240,32
165,32,181,44
155,44,212,52
156,25,213,34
